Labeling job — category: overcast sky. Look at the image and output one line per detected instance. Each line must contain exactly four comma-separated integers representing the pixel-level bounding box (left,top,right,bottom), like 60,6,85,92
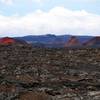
0,0,100,37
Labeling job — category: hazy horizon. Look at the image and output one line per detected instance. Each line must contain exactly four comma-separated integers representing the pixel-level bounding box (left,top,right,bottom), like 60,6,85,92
0,33,97,38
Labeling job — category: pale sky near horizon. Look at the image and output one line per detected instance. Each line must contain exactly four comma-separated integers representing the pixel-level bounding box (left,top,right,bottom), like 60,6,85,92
0,0,100,37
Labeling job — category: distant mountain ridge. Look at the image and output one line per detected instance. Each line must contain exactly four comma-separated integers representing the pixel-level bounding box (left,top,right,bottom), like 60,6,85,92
0,34,100,48
15,34,93,48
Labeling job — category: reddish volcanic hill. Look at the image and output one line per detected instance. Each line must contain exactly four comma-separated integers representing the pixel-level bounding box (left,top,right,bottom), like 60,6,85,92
84,36,100,46
0,37,15,44
0,37,26,45
65,36,82,47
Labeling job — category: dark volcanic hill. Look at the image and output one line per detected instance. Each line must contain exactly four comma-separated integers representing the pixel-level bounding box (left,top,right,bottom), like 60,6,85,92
84,36,100,46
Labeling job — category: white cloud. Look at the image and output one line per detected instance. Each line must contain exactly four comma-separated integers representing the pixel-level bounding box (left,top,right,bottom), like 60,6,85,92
0,6,100,37
0,0,13,5
66,0,98,3
0,0,47,4
32,0,46,3
0,0,98,6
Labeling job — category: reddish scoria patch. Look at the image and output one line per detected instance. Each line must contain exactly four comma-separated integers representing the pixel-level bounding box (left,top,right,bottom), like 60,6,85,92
0,37,15,44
